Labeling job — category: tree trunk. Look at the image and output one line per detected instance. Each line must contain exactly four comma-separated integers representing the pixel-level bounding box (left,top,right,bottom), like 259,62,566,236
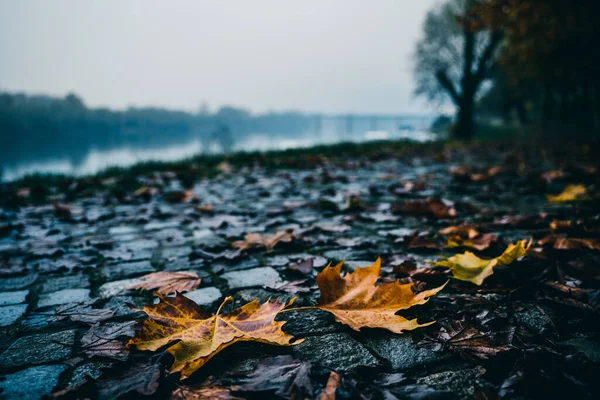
454,95,475,140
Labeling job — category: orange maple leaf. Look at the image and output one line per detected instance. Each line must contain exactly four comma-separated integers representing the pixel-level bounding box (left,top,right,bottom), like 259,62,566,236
127,294,300,379
314,258,446,334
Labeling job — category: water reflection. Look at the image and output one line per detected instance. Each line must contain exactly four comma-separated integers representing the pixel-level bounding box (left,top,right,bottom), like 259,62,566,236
1,129,436,181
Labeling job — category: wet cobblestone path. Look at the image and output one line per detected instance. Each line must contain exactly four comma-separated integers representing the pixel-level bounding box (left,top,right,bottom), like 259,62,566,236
1,141,599,399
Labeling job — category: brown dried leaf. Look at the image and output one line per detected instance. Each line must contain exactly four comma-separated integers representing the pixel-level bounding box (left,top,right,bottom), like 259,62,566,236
233,355,313,399
315,258,446,334
232,229,294,252
318,371,341,400
392,199,456,219
171,378,243,400
129,271,202,295
127,294,300,379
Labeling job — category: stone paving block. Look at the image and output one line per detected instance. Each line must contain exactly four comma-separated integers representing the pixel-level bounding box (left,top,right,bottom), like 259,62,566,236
293,332,381,371
0,364,68,400
37,288,91,308
364,333,452,370
279,309,342,337
221,267,283,289
183,287,223,306
0,330,76,369
100,260,155,280
69,361,113,387
192,229,227,249
98,277,145,298
108,225,138,235
103,296,146,318
0,304,28,326
0,290,29,306
40,274,90,294
0,274,38,291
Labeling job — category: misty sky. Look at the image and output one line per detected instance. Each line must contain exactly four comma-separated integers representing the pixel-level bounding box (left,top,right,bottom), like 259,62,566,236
0,0,439,115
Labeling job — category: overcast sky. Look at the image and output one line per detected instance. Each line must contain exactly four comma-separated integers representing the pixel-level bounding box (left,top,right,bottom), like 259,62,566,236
0,0,439,115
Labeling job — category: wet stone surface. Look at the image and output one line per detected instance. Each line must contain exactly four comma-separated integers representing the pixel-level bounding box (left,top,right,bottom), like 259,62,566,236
0,304,28,327
0,330,76,369
365,333,453,370
293,332,382,371
0,140,599,398
37,288,91,308
0,290,28,306
0,364,68,400
221,266,284,289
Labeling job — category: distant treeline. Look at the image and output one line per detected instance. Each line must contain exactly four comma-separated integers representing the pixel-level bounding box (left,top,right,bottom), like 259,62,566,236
0,92,313,165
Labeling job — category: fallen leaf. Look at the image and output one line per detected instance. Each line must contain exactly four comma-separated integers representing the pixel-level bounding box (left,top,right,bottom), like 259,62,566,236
446,233,496,251
165,190,195,203
434,239,532,285
232,229,294,252
547,184,588,203
271,279,313,294
50,303,115,324
538,235,600,251
233,355,313,399
54,203,72,219
216,161,233,174
194,203,215,214
98,361,162,400
392,258,446,278
392,199,456,219
314,258,446,334
402,232,440,250
82,321,136,360
134,186,158,197
319,371,341,400
423,319,512,359
127,293,300,379
288,258,314,275
440,225,479,239
171,378,242,400
129,271,202,294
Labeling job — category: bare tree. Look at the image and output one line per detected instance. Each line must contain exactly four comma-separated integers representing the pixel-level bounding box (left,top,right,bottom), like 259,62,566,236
414,0,502,139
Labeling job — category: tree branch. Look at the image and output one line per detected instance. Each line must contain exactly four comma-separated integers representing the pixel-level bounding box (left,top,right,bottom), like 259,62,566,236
474,30,504,87
436,69,461,105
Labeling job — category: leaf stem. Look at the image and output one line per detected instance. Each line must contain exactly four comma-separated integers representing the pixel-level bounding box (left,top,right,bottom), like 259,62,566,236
278,306,317,313
216,296,233,316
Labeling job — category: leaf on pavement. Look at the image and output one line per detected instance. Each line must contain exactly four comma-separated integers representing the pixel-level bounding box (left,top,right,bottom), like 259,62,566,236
232,229,294,252
446,232,496,251
315,258,446,334
82,321,136,360
232,355,313,399
538,235,600,251
171,377,243,400
127,293,301,379
98,360,162,400
434,239,532,285
50,303,114,324
392,199,457,219
547,184,588,203
319,371,341,400
422,319,512,360
128,271,202,294
440,225,480,239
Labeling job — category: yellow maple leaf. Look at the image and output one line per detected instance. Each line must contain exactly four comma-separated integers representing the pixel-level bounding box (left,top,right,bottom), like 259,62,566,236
127,293,300,379
314,258,446,334
547,184,588,203
434,239,532,285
